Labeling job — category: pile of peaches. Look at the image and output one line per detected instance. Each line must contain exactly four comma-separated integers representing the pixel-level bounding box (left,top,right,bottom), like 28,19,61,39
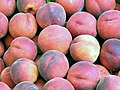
0,0,120,90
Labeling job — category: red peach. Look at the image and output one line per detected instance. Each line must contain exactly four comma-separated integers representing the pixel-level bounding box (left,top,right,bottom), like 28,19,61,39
38,25,72,54
67,61,100,90
56,0,84,14
0,58,4,74
36,2,66,28
96,75,120,90
0,12,8,38
0,82,11,90
42,77,75,90
0,67,15,88
13,81,39,90
17,0,46,15
97,10,120,39
9,13,37,38
0,0,16,16
100,38,120,71
70,35,100,62
37,50,69,81
86,0,116,17
95,64,110,79
67,12,97,37
10,58,39,84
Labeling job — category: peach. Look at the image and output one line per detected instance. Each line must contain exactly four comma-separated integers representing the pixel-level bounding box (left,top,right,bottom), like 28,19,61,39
35,79,45,90
117,71,120,77
70,35,100,62
3,36,37,66
85,0,116,17
100,38,120,71
67,61,100,90
36,2,66,28
0,12,8,38
96,75,120,90
0,58,4,74
67,12,97,37
3,48,16,66
4,36,38,66
10,58,39,84
0,82,11,90
97,10,120,40
95,64,110,79
56,0,84,14
3,34,14,48
17,0,46,15
0,41,4,57
13,81,39,90
0,0,16,16
34,55,41,65
32,35,39,47
42,77,75,90
0,67,15,88
37,50,69,81
9,36,37,61
38,25,72,54
115,3,120,11
9,13,37,38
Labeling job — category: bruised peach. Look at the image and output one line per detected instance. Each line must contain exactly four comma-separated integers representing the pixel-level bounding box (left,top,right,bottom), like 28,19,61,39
13,81,39,90
9,13,37,38
36,2,66,28
67,12,97,37
70,35,100,62
96,75,120,90
97,10,120,39
67,61,100,90
0,58,4,74
0,0,16,16
38,50,69,81
100,38,120,71
56,0,84,14
42,77,75,90
95,64,110,79
17,0,46,15
0,67,15,88
38,25,72,54
10,58,39,84
0,12,8,38
86,0,116,17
